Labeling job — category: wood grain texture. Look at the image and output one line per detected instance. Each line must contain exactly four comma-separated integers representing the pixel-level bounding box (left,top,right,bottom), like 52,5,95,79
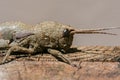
0,46,120,80
1,46,119,62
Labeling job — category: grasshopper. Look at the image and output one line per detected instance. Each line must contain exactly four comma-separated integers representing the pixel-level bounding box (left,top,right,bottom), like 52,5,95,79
0,21,119,66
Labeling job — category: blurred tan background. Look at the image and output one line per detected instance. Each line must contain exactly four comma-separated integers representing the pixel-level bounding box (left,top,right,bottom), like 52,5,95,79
0,0,120,46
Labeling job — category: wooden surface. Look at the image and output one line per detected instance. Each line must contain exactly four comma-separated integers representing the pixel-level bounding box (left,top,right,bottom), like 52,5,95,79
0,61,120,80
0,46,120,80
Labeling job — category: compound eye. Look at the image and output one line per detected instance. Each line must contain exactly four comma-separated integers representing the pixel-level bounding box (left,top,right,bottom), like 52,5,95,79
63,29,70,37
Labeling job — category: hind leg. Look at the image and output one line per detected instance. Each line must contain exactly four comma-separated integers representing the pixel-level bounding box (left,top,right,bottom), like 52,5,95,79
1,45,34,64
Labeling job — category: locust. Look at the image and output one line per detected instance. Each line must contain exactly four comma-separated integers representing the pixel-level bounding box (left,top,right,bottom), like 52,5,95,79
0,21,119,67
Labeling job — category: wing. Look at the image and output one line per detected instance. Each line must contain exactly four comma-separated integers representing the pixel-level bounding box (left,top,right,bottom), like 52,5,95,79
0,29,34,43
14,31,34,39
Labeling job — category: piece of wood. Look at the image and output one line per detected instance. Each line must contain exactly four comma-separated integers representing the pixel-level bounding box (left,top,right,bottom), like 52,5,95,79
0,46,120,80
0,61,120,80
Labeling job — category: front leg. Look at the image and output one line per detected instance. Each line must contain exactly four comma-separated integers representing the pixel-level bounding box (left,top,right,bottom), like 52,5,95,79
48,48,76,67
1,46,34,64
